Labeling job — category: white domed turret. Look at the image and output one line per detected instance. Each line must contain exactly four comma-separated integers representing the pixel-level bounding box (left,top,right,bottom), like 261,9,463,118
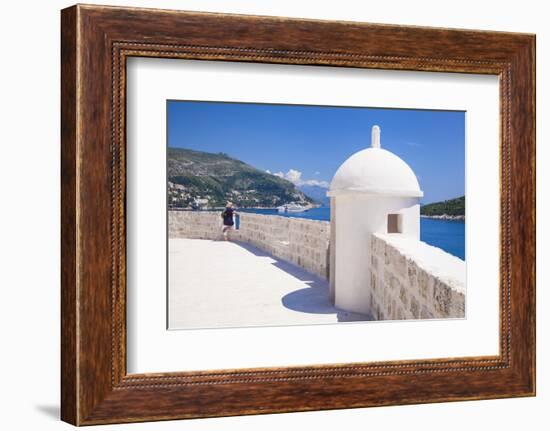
328,126,423,315
328,125,423,198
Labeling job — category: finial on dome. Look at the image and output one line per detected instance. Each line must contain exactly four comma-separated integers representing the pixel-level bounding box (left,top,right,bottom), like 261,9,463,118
371,125,381,148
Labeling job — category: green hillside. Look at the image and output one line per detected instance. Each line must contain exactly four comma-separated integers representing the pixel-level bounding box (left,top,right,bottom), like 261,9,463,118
167,147,315,209
421,196,465,217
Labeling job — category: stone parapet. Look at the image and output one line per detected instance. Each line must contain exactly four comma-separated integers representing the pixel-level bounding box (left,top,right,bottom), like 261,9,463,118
168,210,221,240
168,210,330,279
168,211,465,316
370,233,465,320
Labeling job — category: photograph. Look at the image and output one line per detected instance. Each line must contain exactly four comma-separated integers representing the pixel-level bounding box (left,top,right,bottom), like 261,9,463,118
167,100,466,330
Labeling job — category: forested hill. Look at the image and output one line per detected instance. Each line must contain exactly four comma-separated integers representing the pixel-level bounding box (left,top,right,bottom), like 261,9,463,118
167,147,315,209
421,196,465,217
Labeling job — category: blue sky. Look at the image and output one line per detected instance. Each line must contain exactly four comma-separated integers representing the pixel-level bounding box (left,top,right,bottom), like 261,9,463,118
167,100,465,204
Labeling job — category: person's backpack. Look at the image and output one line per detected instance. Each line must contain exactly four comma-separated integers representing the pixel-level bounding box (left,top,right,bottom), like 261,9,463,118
221,209,227,219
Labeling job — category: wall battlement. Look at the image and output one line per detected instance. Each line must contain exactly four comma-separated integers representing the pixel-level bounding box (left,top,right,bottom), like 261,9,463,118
169,210,330,279
370,233,465,320
168,211,465,319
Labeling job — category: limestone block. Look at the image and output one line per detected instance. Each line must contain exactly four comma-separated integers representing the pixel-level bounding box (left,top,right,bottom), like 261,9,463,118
384,288,391,308
420,304,434,319
389,274,401,291
417,268,433,300
393,253,407,278
375,303,383,320
407,263,417,291
370,293,376,310
384,268,392,286
433,279,453,315
409,297,419,318
399,286,408,308
396,306,404,320
371,255,379,270
449,290,465,318
384,244,391,265
370,272,377,292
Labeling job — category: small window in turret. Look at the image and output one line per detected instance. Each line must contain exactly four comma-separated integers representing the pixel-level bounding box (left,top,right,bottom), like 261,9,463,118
387,214,402,234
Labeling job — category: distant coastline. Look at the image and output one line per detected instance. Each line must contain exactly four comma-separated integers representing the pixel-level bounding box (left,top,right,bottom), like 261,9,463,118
169,203,321,211
420,196,465,221
421,214,465,222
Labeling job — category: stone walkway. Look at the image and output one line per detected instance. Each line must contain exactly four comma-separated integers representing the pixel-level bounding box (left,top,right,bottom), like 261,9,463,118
169,238,372,330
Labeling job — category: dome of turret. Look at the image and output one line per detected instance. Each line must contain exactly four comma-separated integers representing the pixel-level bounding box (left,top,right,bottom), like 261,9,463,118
328,126,423,198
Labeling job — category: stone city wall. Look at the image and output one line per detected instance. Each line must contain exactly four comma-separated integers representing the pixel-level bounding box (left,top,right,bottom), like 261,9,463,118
370,233,466,320
169,210,221,240
168,210,330,279
169,211,465,317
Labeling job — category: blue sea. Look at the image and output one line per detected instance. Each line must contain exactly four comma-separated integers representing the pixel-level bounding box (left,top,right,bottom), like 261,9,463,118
240,207,465,261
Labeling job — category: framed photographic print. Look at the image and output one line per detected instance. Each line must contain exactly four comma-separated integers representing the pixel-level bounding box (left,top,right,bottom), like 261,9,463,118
164,101,465,332
61,4,535,425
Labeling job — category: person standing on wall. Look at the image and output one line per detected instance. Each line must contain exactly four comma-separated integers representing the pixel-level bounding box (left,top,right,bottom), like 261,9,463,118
221,201,237,241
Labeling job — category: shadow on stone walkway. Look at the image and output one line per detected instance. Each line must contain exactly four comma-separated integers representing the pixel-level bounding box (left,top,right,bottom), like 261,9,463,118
235,241,373,323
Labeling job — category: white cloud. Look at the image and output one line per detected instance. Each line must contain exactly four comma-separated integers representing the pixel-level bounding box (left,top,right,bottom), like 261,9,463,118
271,169,329,188
302,179,330,188
285,169,303,184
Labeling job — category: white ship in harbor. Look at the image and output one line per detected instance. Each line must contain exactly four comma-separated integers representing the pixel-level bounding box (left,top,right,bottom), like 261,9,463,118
277,203,310,213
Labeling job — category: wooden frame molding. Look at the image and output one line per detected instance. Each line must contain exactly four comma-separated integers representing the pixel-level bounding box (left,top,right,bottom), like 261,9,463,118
61,4,535,425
